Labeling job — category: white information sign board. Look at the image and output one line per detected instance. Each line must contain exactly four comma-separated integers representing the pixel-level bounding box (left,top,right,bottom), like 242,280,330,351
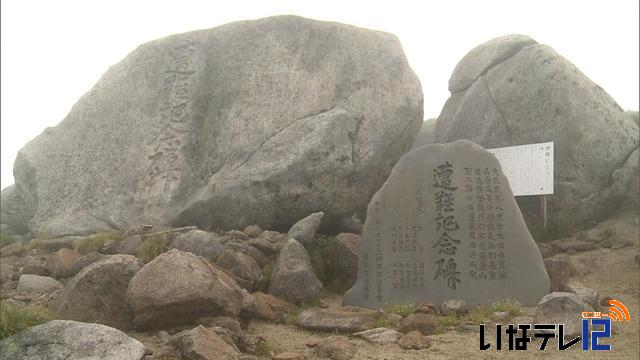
487,142,553,196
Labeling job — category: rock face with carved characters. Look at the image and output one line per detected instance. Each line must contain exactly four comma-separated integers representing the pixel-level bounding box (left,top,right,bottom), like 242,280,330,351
4,15,422,237
344,140,550,309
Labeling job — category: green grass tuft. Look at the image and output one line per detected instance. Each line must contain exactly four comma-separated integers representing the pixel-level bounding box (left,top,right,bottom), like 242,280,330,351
375,316,395,328
77,232,123,254
493,300,522,317
385,303,416,317
25,239,42,252
0,234,15,248
254,338,272,357
138,234,168,262
0,304,56,339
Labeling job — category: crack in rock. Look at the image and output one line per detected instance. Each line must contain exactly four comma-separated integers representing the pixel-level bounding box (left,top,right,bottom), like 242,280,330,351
231,105,336,172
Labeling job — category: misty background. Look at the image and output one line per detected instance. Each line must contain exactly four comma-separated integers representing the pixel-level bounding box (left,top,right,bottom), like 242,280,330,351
1,0,638,189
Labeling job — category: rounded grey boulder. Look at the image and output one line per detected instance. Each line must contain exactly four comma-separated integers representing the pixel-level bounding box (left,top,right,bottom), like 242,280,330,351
435,35,639,237
10,15,423,237
268,239,322,303
0,320,145,360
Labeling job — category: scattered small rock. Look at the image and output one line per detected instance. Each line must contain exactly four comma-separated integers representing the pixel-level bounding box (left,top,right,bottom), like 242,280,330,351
535,292,591,336
440,299,467,316
44,248,81,278
171,325,240,360
551,239,595,253
215,250,263,291
296,308,377,333
287,212,324,246
397,313,438,336
543,256,572,291
353,327,402,344
414,303,439,315
1,242,25,258
250,291,293,321
566,283,599,308
237,334,267,355
118,235,143,256
316,336,357,360
398,331,431,350
243,225,264,238
227,230,249,241
328,233,360,292
268,239,322,304
273,352,305,360
171,230,225,261
17,274,62,295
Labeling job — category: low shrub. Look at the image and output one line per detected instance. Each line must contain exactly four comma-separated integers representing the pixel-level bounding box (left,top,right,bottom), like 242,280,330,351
77,232,123,254
138,234,168,262
0,304,56,339
0,234,15,248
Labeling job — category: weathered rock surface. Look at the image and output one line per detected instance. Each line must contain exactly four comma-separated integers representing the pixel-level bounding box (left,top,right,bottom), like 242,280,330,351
397,313,438,336
215,250,263,291
250,291,292,321
126,249,243,330
0,185,31,235
268,239,322,303
44,248,81,278
328,233,360,292
296,308,377,333
435,34,639,236
316,336,357,360
0,320,145,360
118,235,143,255
10,15,422,238
398,331,431,350
170,325,240,360
52,254,143,330
16,274,62,295
543,256,573,291
344,140,550,308
40,238,75,252
353,327,402,344
66,252,106,277
287,212,324,245
535,292,591,336
171,229,225,261
0,242,24,258
440,299,467,316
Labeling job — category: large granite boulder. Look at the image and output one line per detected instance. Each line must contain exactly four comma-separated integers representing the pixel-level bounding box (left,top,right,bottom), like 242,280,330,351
435,35,639,236
126,249,243,330
344,140,550,309
0,320,145,360
268,239,322,303
52,254,143,330
9,15,422,237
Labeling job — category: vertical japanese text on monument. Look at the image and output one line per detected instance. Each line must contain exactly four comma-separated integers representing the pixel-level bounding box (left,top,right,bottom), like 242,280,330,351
433,162,461,289
374,201,383,304
147,41,198,191
465,167,507,280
